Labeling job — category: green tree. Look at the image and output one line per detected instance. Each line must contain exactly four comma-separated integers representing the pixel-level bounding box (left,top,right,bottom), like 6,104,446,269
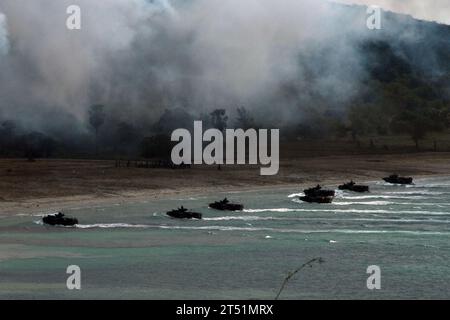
88,104,106,155
235,107,255,129
392,105,444,149
210,109,228,132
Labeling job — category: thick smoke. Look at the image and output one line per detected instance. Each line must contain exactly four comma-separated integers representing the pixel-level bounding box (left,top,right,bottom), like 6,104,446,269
338,0,450,25
0,0,372,134
0,12,8,56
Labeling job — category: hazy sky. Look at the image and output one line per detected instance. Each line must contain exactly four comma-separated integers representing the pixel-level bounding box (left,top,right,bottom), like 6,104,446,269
0,0,448,133
337,0,450,24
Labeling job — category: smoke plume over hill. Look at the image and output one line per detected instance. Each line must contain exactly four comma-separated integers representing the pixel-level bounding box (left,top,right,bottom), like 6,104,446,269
0,0,449,157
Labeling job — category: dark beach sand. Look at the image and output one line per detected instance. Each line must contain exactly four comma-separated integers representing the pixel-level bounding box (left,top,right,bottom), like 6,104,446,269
1,152,450,216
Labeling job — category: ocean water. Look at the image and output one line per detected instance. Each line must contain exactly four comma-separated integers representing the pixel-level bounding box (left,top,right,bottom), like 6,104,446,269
0,177,449,300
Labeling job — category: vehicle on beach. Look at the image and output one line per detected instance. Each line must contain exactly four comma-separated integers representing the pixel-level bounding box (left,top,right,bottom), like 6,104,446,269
383,174,414,185
338,181,370,193
300,185,335,204
43,212,78,226
166,206,202,219
209,198,244,211
299,195,334,203
304,185,335,197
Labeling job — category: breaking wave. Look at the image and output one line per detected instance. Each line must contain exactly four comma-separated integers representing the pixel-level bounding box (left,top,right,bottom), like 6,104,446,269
204,216,450,224
332,201,393,205
204,216,274,221
383,191,446,196
33,221,152,229
75,223,151,229
318,201,450,207
288,193,304,198
243,208,450,215
341,195,428,200
157,225,450,236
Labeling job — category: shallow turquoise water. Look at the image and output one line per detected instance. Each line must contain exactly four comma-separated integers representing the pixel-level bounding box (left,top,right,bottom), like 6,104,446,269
1,177,449,299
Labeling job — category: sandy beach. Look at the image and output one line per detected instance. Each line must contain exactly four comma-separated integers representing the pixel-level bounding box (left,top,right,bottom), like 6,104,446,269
1,152,450,216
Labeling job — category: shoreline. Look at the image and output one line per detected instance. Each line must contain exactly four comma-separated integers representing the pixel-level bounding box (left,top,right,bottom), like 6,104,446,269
2,175,448,218
1,152,450,216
